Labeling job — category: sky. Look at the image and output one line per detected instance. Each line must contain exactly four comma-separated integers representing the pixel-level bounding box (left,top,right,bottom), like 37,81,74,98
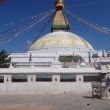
0,0,110,53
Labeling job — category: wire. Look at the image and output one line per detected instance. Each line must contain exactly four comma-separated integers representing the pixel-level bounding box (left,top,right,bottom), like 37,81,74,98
0,9,55,47
31,11,55,45
65,8,110,36
0,10,53,28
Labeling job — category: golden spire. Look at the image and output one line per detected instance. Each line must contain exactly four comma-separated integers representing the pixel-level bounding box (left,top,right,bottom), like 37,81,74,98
56,0,64,10
51,0,70,32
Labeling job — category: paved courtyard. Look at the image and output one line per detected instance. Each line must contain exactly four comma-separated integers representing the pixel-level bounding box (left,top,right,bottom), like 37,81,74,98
0,92,110,110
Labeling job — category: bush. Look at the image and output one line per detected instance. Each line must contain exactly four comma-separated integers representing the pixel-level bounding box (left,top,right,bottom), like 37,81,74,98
59,55,82,63
0,50,11,68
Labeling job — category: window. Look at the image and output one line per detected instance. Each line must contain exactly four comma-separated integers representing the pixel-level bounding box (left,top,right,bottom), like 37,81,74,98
0,76,4,83
83,75,99,82
60,74,76,82
36,74,52,82
12,74,27,82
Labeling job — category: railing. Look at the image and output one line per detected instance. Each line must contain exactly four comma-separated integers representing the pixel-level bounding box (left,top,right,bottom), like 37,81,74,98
55,62,95,68
100,57,110,62
11,62,102,69
10,53,28,55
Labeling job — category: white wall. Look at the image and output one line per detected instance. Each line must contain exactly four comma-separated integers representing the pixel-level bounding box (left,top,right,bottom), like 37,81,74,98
0,82,92,94
0,74,92,95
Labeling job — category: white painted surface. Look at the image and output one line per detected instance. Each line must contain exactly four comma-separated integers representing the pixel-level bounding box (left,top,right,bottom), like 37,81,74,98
0,67,100,74
0,82,92,94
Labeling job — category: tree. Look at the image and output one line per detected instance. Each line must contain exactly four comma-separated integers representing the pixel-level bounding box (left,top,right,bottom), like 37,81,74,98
0,50,11,68
72,55,82,63
59,55,83,63
92,54,99,58
59,55,73,63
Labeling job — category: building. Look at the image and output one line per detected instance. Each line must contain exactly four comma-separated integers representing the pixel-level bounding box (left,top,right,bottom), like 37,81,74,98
0,0,110,96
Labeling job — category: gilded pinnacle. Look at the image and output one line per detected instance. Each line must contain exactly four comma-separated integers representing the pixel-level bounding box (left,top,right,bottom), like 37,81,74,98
56,0,64,10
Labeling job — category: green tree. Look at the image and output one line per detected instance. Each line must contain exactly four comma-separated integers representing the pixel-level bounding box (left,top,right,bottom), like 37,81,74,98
92,54,99,58
72,55,82,63
59,55,83,63
0,50,11,68
59,55,73,62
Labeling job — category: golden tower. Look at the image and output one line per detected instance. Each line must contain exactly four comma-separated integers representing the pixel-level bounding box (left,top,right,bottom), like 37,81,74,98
51,0,70,32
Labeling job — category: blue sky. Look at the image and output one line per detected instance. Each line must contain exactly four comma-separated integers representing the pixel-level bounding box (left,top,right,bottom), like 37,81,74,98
0,0,110,52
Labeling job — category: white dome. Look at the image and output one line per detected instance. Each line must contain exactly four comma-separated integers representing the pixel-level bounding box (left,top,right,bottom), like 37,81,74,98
30,31,94,52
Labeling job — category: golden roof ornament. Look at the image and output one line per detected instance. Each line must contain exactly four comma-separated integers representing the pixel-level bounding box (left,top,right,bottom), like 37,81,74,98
56,0,64,10
51,0,70,32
